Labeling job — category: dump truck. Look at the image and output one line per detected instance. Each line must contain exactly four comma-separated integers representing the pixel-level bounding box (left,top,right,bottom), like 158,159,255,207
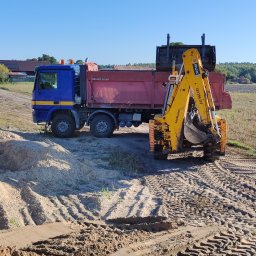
32,63,231,138
32,36,231,138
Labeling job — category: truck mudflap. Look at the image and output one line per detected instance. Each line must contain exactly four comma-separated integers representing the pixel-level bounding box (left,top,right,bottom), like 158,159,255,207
71,109,80,129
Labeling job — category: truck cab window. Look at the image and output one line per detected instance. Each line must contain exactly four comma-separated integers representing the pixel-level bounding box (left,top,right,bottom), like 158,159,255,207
39,73,58,90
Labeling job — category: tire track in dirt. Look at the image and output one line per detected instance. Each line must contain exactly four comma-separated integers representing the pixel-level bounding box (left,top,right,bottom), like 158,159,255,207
177,230,256,256
204,168,256,204
184,165,256,215
143,156,256,255
3,153,256,256
0,119,255,255
100,180,165,221
24,221,152,256
20,187,51,225
48,196,73,222
213,160,256,193
220,155,256,179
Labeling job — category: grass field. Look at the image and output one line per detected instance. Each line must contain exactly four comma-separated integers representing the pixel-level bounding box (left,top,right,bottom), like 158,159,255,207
219,92,256,155
0,82,34,94
0,82,37,131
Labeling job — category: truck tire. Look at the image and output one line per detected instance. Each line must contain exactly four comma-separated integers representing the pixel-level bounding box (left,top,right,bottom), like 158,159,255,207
51,114,75,138
90,114,115,138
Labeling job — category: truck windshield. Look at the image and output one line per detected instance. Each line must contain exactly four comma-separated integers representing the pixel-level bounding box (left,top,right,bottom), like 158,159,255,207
38,72,58,90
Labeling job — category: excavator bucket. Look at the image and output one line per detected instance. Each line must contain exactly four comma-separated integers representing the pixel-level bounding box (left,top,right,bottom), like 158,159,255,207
184,115,208,144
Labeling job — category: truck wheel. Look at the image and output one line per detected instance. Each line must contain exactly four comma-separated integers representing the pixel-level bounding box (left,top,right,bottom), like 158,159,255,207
51,114,75,138
90,115,115,138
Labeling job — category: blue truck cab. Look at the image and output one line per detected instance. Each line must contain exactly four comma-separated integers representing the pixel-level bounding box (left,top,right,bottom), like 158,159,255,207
32,64,118,138
32,65,83,136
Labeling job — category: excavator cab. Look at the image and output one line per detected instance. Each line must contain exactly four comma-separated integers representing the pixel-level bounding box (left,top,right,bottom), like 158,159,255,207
149,48,227,160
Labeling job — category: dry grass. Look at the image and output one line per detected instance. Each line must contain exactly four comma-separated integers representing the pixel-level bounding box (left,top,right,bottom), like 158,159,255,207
0,110,38,132
107,148,145,174
0,110,39,132
218,92,256,154
0,82,34,94
0,86,38,132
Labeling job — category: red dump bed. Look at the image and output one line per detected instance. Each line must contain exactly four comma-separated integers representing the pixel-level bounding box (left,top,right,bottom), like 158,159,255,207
86,70,232,110
208,72,232,109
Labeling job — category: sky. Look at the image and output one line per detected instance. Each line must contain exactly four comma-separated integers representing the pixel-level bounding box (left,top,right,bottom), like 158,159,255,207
0,0,255,64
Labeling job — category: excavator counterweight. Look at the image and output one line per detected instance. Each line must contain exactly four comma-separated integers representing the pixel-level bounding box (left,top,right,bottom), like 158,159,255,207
149,48,227,160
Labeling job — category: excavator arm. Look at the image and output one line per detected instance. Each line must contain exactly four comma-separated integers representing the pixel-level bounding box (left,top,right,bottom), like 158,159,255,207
149,48,227,160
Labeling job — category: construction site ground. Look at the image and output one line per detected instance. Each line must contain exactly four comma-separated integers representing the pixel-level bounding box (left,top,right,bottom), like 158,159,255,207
0,88,255,256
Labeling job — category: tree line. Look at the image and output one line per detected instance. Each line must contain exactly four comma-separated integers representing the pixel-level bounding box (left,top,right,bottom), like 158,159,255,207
215,63,256,84
1,54,256,84
100,62,256,84
27,54,58,64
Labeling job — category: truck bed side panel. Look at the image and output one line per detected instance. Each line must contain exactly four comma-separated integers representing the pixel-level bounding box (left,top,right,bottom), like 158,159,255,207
86,70,231,110
86,71,168,109
209,72,232,109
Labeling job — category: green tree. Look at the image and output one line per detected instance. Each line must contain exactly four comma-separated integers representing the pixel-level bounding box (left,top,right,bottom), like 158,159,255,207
75,60,84,65
0,64,10,83
38,54,58,64
249,68,256,83
98,64,114,69
244,73,252,81
26,58,38,61
170,42,184,46
216,63,256,83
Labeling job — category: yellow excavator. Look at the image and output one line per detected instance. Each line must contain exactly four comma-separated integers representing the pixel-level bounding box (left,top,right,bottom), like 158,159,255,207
149,48,227,160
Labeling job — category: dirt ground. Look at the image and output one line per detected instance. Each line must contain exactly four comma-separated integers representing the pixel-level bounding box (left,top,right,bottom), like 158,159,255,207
0,89,255,256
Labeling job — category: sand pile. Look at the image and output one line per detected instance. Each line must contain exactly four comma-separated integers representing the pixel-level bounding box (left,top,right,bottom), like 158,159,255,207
0,131,97,228
0,130,163,230
0,130,22,141
0,131,93,195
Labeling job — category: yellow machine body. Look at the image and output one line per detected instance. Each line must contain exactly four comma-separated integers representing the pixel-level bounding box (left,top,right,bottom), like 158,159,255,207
149,48,227,160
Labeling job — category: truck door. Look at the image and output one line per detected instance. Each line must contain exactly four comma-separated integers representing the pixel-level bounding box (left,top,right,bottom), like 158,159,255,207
32,70,60,122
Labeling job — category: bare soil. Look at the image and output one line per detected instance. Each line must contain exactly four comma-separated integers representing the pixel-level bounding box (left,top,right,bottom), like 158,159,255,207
0,88,255,255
